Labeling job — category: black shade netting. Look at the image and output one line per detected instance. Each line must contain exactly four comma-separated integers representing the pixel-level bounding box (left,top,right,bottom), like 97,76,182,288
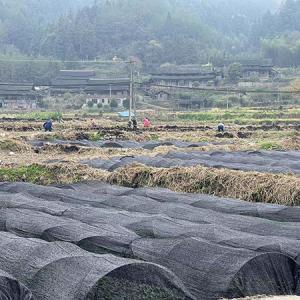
0,270,34,300
0,208,138,256
81,150,300,174
0,232,191,300
132,237,299,300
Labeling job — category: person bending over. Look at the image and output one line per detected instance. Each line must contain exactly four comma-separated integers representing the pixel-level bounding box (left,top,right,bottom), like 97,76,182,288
217,123,225,132
43,119,53,132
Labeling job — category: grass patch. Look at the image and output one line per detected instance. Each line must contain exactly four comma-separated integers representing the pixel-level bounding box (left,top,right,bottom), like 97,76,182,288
0,165,55,184
176,107,300,125
259,141,284,150
5,111,63,121
0,163,108,185
149,134,160,141
89,132,105,141
109,164,300,206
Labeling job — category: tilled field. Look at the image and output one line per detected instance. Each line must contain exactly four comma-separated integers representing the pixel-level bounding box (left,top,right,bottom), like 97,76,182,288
0,182,299,299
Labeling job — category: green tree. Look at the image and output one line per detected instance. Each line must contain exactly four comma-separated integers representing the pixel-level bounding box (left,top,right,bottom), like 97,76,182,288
87,100,94,108
123,99,130,109
228,63,242,83
110,99,118,108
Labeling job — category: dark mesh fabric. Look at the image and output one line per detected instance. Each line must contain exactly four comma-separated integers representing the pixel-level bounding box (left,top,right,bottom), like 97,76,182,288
70,183,300,222
128,221,300,263
0,182,299,299
0,232,191,300
95,196,300,241
1,183,299,223
30,139,214,151
0,270,34,300
132,237,298,299
82,150,300,174
0,208,138,256
65,182,134,196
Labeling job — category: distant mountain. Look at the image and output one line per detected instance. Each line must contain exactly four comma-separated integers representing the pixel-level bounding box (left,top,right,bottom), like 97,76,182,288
0,0,299,68
172,0,283,35
0,0,94,21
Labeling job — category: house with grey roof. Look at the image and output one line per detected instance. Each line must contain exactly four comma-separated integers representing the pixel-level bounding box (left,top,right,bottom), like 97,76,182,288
0,83,41,110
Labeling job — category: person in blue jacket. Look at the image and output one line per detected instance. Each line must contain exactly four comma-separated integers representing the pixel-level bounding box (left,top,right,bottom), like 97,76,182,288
43,119,53,132
217,123,225,132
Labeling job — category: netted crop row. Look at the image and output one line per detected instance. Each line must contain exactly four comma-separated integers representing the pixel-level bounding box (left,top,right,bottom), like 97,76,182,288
82,150,300,174
0,182,299,299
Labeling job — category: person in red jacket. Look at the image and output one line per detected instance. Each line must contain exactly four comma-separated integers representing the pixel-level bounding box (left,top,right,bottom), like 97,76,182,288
143,117,151,128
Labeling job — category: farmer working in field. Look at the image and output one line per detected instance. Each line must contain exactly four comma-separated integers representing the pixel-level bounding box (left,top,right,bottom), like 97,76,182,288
132,118,137,130
43,119,53,132
217,123,225,132
143,117,151,128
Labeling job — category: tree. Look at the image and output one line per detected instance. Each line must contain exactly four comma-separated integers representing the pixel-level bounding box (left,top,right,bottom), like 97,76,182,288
110,99,118,108
87,100,94,108
123,99,130,109
228,63,242,83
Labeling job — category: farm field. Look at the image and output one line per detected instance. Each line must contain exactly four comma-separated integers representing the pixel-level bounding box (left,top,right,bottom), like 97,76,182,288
0,108,299,299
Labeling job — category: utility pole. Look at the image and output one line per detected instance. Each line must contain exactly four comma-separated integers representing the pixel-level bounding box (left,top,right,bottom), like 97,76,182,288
133,70,138,119
226,88,229,110
129,60,134,123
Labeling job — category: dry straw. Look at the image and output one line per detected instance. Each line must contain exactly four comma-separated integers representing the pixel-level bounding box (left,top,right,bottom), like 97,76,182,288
109,164,300,206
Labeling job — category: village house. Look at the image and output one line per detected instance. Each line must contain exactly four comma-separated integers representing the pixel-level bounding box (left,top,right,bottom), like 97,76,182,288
84,78,130,108
241,63,275,80
221,59,276,81
0,83,41,110
50,70,130,108
155,90,170,101
150,69,220,88
50,70,96,96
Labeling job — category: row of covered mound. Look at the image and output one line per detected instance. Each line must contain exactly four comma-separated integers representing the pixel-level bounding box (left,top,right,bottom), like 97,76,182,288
30,139,220,150
0,182,299,299
0,231,190,300
82,150,300,174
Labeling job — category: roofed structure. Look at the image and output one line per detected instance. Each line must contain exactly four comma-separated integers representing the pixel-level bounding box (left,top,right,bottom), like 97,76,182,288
58,70,96,78
0,83,41,109
150,68,220,88
50,70,130,100
84,78,130,109
85,78,130,96
50,70,97,95
220,59,276,79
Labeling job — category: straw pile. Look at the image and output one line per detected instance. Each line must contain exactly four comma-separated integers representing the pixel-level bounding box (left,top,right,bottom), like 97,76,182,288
0,138,31,153
109,164,300,206
46,162,109,184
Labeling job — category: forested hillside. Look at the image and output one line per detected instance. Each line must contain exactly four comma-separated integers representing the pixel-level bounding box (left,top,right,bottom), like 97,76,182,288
2,0,300,73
